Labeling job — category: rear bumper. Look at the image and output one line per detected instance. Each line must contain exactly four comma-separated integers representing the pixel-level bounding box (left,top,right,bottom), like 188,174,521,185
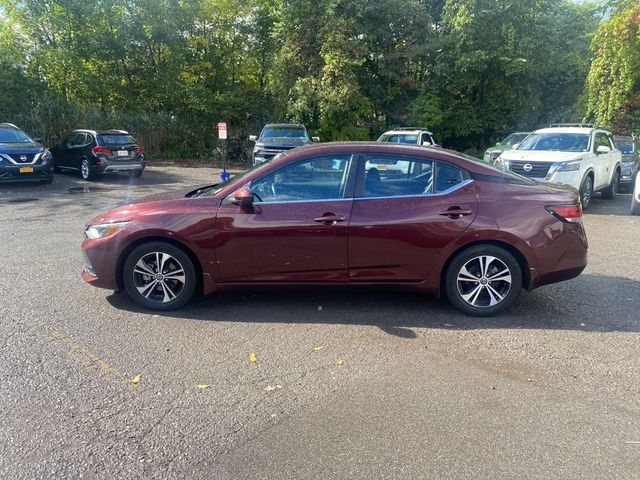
93,154,145,174
0,164,54,183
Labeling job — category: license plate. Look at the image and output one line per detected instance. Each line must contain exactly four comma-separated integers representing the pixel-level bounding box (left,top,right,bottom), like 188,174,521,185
117,150,128,157
19,167,34,173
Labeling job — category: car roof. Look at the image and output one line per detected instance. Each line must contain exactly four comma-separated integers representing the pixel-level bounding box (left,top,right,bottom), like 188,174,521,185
72,129,130,135
614,135,634,141
263,123,306,128
533,127,606,135
0,123,20,129
382,129,434,135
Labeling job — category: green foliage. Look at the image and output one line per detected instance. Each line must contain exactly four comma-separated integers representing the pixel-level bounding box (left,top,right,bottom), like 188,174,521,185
0,0,608,156
586,1,640,133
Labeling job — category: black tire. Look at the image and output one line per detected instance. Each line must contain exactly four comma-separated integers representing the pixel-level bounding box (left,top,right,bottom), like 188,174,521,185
80,158,95,181
579,174,594,210
601,170,620,200
53,164,62,174
445,245,522,317
122,241,197,311
129,169,143,178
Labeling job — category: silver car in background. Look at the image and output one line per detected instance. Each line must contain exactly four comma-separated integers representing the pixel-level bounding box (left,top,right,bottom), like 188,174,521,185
614,136,638,193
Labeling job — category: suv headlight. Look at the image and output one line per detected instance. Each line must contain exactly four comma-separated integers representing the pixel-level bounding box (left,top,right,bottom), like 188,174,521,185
558,160,581,172
84,221,130,239
41,149,52,164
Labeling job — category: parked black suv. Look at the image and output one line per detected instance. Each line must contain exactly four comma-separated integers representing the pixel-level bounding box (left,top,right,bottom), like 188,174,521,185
249,124,319,165
615,135,638,192
51,129,145,180
0,123,54,184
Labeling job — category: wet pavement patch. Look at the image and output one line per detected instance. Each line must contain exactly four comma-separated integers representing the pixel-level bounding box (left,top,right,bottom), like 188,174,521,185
6,198,39,204
68,186,113,194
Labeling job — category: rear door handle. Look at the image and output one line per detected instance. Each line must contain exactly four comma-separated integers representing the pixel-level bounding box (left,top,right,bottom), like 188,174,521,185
439,207,473,219
314,214,346,225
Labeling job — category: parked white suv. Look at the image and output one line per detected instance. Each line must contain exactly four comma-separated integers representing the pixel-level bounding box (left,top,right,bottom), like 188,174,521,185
498,125,622,209
377,128,438,147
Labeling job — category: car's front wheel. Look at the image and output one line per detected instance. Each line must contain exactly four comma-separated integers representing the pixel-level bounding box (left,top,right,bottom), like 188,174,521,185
579,175,594,210
122,242,197,310
445,245,522,317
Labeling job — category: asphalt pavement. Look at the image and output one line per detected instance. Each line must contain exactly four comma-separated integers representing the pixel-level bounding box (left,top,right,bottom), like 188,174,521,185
1,166,639,479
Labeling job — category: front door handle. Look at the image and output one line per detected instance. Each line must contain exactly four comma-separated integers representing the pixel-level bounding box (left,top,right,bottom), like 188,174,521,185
314,214,346,225
439,207,473,219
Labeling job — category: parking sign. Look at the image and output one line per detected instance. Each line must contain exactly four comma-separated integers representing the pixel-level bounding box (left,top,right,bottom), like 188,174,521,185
217,122,227,140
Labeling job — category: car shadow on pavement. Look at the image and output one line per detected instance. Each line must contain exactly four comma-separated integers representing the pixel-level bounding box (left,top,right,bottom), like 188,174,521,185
583,193,634,216
106,273,640,337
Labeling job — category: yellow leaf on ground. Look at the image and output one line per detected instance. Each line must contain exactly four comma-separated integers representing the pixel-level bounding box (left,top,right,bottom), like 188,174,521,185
336,359,345,366
196,384,210,390
131,374,142,385
249,353,257,363
313,346,325,352
317,306,323,311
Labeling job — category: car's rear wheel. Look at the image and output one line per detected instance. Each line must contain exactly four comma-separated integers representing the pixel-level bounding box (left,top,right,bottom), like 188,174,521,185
579,175,593,210
122,242,197,311
445,245,522,317
601,170,619,200
80,158,95,181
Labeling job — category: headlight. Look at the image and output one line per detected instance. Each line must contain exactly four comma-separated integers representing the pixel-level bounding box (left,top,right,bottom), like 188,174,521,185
558,160,581,172
84,221,129,239
495,158,509,169
41,149,52,164
621,160,632,167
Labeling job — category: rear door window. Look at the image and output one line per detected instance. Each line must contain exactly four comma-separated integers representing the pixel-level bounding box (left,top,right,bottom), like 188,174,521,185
435,163,465,192
361,154,433,197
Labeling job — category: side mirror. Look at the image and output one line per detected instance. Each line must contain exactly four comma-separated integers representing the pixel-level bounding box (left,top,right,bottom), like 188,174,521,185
495,142,501,146
312,136,320,143
34,137,43,144
233,187,254,206
421,140,431,146
596,145,611,154
249,135,257,142
512,143,520,149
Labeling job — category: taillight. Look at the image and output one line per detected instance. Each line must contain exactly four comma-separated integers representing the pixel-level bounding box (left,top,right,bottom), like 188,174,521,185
134,146,144,154
92,146,110,155
545,204,582,223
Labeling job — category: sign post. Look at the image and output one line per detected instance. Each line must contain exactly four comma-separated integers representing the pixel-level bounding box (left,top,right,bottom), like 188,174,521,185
217,122,229,182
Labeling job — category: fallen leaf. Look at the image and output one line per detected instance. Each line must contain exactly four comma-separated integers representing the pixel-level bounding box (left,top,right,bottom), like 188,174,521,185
336,359,345,366
196,384,210,390
580,323,586,327
264,385,277,392
249,353,257,363
317,306,323,311
444,323,453,327
131,374,142,385
313,346,325,352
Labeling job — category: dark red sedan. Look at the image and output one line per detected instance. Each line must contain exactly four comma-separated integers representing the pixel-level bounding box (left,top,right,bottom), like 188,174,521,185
81,143,587,316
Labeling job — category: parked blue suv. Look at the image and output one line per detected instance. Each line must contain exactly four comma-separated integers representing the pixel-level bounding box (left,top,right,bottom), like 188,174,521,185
0,123,54,184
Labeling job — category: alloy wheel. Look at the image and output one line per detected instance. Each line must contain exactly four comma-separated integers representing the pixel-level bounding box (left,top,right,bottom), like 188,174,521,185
456,255,512,308
132,252,186,304
81,159,90,180
581,177,593,208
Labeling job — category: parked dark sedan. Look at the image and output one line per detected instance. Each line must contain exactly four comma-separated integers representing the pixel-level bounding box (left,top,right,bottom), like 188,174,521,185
81,143,588,316
51,129,145,180
614,135,638,192
0,123,54,184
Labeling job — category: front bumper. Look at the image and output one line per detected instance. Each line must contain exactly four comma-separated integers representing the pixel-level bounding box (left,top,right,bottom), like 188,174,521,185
0,164,54,183
620,165,637,185
81,235,125,291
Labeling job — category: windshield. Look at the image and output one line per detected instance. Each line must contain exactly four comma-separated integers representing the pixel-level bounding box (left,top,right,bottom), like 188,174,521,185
616,141,635,154
0,127,34,144
378,134,419,144
518,133,590,152
189,157,279,197
98,134,137,145
260,126,307,140
502,133,529,146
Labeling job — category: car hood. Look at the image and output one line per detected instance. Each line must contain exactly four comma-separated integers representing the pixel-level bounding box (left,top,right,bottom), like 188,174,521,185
87,185,213,225
485,144,513,153
256,138,309,148
0,142,44,154
500,150,585,163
